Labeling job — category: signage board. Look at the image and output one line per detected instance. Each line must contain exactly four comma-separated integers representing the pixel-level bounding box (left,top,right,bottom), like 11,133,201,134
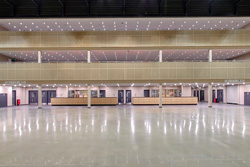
224,80,245,83
5,81,26,85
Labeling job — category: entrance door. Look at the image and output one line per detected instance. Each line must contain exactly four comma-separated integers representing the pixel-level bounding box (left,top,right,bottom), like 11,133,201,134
212,90,216,103
29,91,38,104
244,92,250,106
100,90,106,98
118,90,124,104
0,94,7,107
194,91,196,97
42,91,48,104
47,91,56,104
217,90,223,103
126,90,132,103
200,90,205,101
197,90,200,101
144,90,150,97
12,90,16,106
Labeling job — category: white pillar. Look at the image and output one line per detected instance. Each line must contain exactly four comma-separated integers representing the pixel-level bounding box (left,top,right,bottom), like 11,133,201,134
181,86,184,97
208,50,213,62
38,84,42,109
208,84,212,108
66,85,69,97
88,85,91,108
87,51,91,63
38,51,42,63
159,50,162,63
159,84,162,108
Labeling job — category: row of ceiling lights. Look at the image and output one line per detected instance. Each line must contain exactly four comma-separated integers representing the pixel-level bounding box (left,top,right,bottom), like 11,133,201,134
2,82,246,88
6,20,247,31
5,50,248,62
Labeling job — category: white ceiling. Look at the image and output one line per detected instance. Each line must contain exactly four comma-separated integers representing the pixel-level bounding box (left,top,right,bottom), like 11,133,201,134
0,49,249,62
0,17,249,32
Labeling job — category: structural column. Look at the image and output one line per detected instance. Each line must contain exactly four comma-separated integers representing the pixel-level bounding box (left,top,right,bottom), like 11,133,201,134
208,83,212,108
38,51,42,63
159,84,162,108
38,84,42,109
208,49,213,62
66,85,69,97
159,50,162,62
88,85,91,108
87,51,91,63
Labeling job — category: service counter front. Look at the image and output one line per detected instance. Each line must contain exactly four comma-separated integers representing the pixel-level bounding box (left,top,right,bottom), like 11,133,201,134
133,97,198,105
51,97,117,106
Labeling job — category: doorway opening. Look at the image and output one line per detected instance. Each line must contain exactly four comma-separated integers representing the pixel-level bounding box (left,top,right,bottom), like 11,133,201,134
217,89,224,103
126,90,132,103
144,90,150,97
0,94,7,107
12,90,16,106
118,90,124,104
200,90,205,102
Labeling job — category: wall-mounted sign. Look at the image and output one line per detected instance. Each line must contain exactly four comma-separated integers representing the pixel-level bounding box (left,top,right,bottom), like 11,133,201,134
224,80,245,83
5,81,26,85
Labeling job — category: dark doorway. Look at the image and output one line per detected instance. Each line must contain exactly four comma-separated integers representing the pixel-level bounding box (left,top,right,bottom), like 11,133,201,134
42,91,48,104
42,91,56,105
126,90,132,103
29,91,38,104
47,91,56,104
194,91,196,97
100,90,106,98
12,90,16,106
244,92,250,106
200,90,205,101
197,90,200,101
212,90,216,103
0,94,7,107
217,89,223,103
144,90,150,97
118,90,124,104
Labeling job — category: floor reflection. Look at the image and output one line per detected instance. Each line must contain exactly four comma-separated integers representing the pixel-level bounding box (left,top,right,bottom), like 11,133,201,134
0,103,250,166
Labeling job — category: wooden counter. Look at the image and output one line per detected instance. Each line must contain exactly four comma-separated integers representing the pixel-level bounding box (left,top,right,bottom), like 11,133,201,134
133,97,198,105
51,97,117,106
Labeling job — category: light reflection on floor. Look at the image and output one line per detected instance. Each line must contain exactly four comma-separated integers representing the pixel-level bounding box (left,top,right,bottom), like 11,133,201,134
0,103,250,167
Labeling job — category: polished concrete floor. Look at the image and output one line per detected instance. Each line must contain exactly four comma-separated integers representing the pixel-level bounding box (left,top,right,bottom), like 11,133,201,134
0,103,250,167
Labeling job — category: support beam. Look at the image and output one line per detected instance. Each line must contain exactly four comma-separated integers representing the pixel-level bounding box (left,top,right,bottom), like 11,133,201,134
159,50,163,62
208,49,213,62
87,51,91,63
208,83,212,108
88,85,91,108
159,84,162,108
38,51,42,63
66,85,69,97
38,84,42,109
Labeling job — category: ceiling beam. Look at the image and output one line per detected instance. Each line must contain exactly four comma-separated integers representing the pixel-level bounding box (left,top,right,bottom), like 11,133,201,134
85,0,90,16
4,0,15,17
32,0,40,16
58,0,64,16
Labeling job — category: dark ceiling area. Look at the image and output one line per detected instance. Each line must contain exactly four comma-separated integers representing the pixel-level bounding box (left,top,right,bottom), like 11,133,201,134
0,0,250,18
